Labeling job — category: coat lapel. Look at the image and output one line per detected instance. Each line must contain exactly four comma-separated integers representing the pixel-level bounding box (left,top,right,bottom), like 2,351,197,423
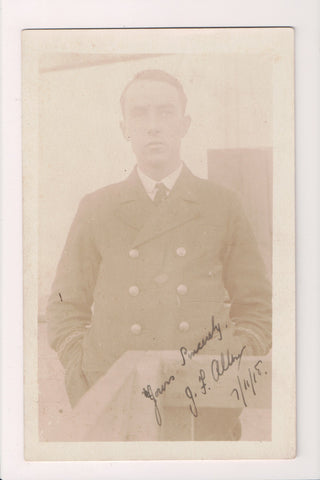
117,165,202,248
115,169,155,231
131,196,201,248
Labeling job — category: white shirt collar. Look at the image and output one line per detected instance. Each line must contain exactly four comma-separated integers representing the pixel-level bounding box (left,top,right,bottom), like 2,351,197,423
137,163,183,200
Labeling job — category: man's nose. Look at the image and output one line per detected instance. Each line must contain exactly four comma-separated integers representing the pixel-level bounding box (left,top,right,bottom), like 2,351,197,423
146,112,161,134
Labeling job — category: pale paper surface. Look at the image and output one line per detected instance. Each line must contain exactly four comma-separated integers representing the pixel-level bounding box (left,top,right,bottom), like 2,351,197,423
23,27,295,460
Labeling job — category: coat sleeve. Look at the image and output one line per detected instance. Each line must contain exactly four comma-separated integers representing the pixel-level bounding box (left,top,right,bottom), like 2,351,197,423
222,193,272,355
46,195,101,403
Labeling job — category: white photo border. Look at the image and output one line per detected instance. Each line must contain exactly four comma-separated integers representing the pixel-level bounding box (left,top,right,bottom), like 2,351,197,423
1,0,320,479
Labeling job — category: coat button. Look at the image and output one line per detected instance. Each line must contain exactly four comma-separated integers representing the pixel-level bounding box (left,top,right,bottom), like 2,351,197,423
130,323,142,335
176,246,186,257
129,249,139,258
179,321,190,332
177,284,188,295
129,285,139,296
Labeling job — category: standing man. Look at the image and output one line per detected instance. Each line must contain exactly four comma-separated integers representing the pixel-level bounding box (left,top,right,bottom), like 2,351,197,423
46,69,272,440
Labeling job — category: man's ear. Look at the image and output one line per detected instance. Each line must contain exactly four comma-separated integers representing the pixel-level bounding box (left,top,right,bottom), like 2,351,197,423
120,120,130,141
181,115,191,137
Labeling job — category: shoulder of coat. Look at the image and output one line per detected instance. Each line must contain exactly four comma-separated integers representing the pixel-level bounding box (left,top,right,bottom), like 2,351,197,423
189,173,239,206
79,177,130,208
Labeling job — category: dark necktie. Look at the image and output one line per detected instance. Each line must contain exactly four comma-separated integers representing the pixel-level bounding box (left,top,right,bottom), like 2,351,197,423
154,182,169,205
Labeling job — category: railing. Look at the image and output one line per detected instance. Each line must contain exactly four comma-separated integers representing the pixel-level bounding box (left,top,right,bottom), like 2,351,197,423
60,350,271,441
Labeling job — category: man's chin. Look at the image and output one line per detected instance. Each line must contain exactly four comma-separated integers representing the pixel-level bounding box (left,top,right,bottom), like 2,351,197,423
144,153,170,167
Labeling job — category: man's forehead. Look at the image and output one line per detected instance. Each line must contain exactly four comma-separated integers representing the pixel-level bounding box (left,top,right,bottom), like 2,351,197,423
124,79,181,106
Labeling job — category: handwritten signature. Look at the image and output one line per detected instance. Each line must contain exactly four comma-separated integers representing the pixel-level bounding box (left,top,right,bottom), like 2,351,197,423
184,345,246,418
141,315,269,426
141,315,222,424
141,315,249,425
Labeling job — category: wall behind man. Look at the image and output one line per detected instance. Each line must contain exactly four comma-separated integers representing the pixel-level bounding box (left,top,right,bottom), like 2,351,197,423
38,53,272,314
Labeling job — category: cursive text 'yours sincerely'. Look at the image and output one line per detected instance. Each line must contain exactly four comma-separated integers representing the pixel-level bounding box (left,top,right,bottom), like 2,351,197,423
180,315,222,366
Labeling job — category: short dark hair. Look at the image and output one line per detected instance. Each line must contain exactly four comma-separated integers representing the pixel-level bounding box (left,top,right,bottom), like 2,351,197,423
120,69,187,113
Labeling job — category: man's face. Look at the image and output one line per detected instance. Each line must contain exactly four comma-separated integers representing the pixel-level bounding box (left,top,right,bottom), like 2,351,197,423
121,79,190,175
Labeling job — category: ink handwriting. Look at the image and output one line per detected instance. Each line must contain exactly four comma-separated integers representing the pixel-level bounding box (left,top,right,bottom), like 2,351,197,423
184,345,247,416
140,316,267,426
210,345,246,382
141,374,175,426
179,315,223,367
230,360,268,407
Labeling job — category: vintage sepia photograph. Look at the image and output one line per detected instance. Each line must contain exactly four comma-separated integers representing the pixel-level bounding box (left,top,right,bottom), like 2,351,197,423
22,27,295,460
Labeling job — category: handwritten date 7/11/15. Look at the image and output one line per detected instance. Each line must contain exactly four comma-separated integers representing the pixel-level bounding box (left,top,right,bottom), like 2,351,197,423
230,359,268,408
185,358,268,417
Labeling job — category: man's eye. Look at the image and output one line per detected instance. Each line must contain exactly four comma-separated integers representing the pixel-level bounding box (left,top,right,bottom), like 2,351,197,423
160,110,173,117
131,109,146,117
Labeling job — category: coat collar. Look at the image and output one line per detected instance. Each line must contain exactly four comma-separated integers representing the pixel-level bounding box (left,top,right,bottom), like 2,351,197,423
119,163,200,204
116,164,202,247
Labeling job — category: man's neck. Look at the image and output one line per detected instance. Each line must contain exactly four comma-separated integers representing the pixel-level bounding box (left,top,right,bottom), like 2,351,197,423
137,160,182,181
137,162,183,201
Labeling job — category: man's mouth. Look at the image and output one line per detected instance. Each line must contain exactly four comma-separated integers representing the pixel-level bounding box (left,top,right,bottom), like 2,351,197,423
146,141,165,147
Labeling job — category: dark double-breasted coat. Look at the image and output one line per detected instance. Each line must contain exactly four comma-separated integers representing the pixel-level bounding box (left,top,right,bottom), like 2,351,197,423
47,164,272,422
